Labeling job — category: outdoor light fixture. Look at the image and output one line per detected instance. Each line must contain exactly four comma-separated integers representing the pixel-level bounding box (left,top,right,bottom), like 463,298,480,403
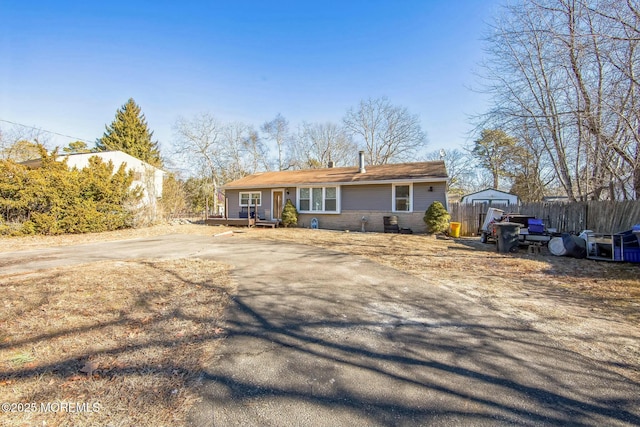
429,186,433,192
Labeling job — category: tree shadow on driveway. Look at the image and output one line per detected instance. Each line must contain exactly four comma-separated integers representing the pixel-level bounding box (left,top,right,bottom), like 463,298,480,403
189,243,640,426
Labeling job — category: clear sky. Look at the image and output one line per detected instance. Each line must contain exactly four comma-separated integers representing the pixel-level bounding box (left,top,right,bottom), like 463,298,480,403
1,0,501,159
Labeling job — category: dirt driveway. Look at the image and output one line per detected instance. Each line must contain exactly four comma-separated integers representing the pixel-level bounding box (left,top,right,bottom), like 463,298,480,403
2,231,639,426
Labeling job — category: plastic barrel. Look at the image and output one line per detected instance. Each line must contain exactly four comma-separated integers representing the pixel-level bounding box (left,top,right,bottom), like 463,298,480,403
495,222,520,253
450,222,461,238
562,234,587,259
549,237,567,256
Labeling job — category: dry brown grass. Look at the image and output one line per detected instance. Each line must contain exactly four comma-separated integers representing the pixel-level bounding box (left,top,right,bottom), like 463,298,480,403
0,257,234,427
239,228,640,381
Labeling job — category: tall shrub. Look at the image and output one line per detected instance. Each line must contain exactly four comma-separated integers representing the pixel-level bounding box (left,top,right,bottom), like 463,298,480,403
0,146,140,235
281,199,298,228
424,201,450,234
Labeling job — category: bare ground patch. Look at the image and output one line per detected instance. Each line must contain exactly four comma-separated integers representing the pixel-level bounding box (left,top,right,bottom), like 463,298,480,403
0,257,235,427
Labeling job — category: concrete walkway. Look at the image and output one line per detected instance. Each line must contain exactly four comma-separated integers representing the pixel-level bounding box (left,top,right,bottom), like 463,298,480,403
2,234,639,426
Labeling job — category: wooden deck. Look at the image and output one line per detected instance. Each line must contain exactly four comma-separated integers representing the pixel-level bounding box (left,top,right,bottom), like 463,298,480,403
204,218,280,228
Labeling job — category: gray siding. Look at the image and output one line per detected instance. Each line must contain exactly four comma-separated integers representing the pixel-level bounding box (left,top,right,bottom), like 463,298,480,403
225,189,269,218
225,181,447,232
342,184,392,211
226,191,240,218
413,182,447,212
283,187,297,207
342,182,447,213
298,211,428,233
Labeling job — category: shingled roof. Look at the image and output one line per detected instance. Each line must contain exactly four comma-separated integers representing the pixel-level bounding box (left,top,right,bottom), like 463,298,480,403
223,161,448,189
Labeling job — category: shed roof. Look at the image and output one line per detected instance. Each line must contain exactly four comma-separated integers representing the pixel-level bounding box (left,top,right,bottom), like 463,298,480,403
461,188,518,199
223,161,448,189
19,150,165,174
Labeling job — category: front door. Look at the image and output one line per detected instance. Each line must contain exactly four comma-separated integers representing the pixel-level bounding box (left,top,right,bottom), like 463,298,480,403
272,190,284,221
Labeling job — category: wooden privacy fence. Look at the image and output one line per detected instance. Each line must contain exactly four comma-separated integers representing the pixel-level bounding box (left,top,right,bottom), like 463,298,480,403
449,201,640,236
448,203,516,236
519,201,640,234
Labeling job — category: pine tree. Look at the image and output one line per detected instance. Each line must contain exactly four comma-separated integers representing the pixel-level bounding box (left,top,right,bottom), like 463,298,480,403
96,98,163,167
63,140,92,154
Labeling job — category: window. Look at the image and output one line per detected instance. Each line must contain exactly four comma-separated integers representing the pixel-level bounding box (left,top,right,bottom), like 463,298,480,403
239,192,261,206
298,187,339,213
393,184,412,212
325,187,337,211
312,188,323,211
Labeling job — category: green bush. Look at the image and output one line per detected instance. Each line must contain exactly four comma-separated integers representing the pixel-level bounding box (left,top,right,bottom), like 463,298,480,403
18,221,36,236
281,199,298,228
423,201,451,234
0,146,140,235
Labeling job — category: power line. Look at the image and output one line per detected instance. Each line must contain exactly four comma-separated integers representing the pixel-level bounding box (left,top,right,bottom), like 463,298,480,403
0,119,94,144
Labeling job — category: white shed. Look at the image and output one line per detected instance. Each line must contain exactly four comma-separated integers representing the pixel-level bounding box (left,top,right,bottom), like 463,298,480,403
460,188,519,206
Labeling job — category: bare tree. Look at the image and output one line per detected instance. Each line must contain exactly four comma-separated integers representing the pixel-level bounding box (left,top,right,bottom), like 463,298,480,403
424,148,476,195
243,129,271,174
173,113,224,214
173,113,271,214
478,0,640,200
0,124,52,161
261,113,290,171
291,122,357,169
343,97,427,165
221,122,270,181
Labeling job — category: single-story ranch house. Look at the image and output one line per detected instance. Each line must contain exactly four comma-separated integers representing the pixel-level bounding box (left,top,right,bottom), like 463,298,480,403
220,152,449,233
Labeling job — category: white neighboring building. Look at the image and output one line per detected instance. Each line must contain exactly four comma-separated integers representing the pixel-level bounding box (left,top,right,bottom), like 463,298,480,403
61,150,164,207
460,188,519,206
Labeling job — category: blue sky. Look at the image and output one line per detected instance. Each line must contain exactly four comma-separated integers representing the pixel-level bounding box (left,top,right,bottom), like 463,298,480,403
1,0,501,159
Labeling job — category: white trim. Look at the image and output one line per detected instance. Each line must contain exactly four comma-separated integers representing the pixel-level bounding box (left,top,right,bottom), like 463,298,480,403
392,183,413,213
271,188,285,221
296,185,341,214
239,191,262,207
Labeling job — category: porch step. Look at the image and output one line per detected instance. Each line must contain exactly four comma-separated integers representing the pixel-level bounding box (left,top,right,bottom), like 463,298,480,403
255,221,279,228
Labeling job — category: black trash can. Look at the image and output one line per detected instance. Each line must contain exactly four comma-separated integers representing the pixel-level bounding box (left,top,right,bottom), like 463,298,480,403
561,233,587,259
495,222,521,253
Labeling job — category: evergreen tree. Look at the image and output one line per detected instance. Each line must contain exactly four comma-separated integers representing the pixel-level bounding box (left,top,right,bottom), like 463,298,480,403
423,201,450,234
63,140,92,154
96,98,162,167
472,129,518,190
281,199,298,227
0,145,140,236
